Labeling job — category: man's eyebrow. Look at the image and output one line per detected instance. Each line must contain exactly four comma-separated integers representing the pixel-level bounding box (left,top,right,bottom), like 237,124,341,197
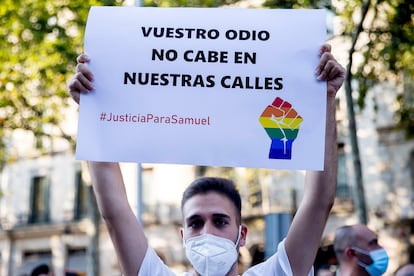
185,213,230,221
185,214,202,222
212,213,231,219
368,238,378,246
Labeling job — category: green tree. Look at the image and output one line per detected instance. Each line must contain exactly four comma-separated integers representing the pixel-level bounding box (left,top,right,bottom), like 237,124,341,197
0,2,126,275
328,0,413,224
346,1,414,137
0,0,124,167
265,0,413,224
144,0,238,7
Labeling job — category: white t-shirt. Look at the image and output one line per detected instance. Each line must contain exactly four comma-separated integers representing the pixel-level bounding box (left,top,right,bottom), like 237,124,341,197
138,239,314,276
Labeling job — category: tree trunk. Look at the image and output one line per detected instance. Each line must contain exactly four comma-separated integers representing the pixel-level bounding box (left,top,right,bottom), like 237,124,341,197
344,0,372,224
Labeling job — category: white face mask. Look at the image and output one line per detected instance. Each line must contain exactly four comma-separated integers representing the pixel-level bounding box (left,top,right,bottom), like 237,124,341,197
184,226,241,276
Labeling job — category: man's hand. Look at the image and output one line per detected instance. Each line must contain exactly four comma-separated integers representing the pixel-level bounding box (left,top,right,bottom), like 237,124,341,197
316,44,346,97
67,54,94,104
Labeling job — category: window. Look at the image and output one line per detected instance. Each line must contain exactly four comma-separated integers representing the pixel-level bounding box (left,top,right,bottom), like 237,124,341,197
19,250,52,276
74,171,88,220
29,175,50,224
66,248,87,274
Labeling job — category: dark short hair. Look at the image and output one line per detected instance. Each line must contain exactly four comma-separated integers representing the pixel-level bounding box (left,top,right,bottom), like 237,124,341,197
181,177,242,224
31,263,50,276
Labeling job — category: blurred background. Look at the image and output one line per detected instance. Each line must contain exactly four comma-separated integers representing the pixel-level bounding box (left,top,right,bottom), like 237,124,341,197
0,0,413,275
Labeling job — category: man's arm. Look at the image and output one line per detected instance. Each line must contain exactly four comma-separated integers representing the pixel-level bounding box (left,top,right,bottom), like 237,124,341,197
68,58,148,276
284,44,345,275
88,162,148,276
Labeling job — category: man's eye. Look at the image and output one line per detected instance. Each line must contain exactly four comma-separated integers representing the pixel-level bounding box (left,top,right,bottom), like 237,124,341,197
189,221,203,229
214,219,227,227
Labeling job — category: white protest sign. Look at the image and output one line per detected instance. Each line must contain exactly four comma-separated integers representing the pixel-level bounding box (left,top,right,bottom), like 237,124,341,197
76,7,327,170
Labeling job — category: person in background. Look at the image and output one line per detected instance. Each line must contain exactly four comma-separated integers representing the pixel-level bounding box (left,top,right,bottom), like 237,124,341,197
68,44,345,275
333,224,389,276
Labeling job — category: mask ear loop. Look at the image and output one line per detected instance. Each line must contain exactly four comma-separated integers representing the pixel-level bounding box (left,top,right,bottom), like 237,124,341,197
182,236,186,248
351,247,372,268
234,225,242,248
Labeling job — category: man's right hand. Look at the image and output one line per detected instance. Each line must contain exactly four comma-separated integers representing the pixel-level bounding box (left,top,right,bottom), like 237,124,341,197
67,54,94,104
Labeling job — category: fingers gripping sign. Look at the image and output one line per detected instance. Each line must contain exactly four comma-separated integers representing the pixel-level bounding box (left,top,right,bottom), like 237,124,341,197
259,97,303,159
67,54,94,104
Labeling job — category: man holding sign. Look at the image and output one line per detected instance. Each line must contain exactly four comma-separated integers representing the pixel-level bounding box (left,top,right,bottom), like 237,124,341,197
68,39,344,275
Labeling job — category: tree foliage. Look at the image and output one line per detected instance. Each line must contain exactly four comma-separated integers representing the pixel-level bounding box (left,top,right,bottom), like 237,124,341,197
348,1,414,137
329,0,413,136
144,0,238,7
0,0,124,168
263,0,330,9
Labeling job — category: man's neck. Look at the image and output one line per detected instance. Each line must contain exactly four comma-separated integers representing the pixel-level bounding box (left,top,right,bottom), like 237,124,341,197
339,265,370,276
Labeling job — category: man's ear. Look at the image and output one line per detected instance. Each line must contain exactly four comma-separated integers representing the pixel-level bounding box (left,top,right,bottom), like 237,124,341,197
180,227,184,239
345,247,355,259
239,224,248,247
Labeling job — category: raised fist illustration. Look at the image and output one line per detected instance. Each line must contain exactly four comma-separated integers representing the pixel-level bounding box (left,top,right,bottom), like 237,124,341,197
259,97,303,159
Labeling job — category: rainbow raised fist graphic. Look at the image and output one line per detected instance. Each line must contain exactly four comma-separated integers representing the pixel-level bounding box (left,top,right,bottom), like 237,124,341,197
259,97,303,160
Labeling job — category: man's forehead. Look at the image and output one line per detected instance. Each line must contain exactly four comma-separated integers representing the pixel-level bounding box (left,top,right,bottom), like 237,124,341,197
354,225,377,244
182,192,235,217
